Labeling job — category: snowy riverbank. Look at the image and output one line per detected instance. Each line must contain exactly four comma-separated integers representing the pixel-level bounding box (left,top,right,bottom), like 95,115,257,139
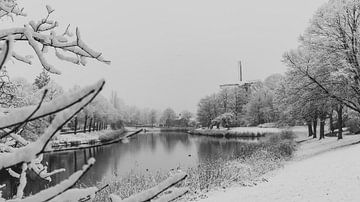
189,127,281,137
198,130,360,202
48,128,143,152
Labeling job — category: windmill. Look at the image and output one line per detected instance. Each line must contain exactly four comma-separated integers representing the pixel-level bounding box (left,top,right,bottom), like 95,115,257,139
219,61,257,92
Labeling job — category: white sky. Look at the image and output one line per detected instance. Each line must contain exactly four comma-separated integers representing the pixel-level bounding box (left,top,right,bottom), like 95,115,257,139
6,0,327,112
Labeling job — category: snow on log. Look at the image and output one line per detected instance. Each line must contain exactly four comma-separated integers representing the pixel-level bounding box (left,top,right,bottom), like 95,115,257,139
0,80,104,169
116,172,187,202
151,188,189,202
7,158,95,202
0,79,104,129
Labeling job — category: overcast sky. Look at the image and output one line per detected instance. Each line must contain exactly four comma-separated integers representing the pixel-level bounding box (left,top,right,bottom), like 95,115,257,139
7,0,327,112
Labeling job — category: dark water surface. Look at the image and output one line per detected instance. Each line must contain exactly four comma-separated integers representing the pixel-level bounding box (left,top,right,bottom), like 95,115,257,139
0,132,261,198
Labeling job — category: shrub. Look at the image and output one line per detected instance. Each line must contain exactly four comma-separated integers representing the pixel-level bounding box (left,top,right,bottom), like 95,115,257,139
279,130,296,140
346,117,360,134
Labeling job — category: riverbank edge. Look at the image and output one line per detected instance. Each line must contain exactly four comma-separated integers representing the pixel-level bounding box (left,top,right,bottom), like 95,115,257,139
188,127,281,138
94,130,296,202
48,128,142,152
197,129,360,201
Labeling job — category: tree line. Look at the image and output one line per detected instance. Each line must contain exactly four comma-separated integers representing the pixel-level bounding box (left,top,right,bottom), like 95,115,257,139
196,74,282,128
278,0,360,140
198,0,360,141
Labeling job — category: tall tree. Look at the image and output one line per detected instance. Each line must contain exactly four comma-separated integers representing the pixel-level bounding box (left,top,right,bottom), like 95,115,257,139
161,108,177,127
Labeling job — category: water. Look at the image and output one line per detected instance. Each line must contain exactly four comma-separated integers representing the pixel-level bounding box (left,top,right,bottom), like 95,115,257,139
0,132,262,198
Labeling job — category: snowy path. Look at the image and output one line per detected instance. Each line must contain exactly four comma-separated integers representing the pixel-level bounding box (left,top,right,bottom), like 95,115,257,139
201,141,360,202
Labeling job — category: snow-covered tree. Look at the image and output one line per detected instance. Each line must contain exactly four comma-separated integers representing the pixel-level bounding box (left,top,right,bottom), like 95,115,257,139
0,0,111,201
245,87,278,126
161,108,177,127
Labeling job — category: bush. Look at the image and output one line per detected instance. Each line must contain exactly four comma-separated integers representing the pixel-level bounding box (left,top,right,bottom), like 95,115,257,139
265,130,296,159
346,117,360,134
279,130,296,140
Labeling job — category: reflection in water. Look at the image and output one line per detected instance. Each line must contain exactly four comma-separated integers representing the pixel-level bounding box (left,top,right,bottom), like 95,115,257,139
0,132,264,198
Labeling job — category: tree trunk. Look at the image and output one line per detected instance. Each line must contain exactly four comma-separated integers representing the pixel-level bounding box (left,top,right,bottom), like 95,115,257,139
319,117,325,140
74,116,78,135
84,115,88,133
307,121,313,137
337,105,343,140
313,119,317,139
329,110,334,134
88,118,93,133
93,118,96,132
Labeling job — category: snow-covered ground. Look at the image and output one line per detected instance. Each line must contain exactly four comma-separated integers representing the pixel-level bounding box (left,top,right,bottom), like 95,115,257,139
229,127,281,134
191,127,282,137
199,135,360,202
53,130,111,144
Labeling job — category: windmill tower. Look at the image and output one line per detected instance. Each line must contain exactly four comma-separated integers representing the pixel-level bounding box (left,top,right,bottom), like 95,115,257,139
219,61,257,92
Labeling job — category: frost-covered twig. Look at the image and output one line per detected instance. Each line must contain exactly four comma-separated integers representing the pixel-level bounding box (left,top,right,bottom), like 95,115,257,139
0,80,104,169
15,163,27,199
0,36,14,71
7,158,95,202
7,168,20,178
110,172,188,202
0,0,26,19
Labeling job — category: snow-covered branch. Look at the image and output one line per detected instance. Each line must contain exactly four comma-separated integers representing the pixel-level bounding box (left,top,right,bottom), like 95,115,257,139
15,163,27,199
6,158,95,202
0,80,104,169
29,154,65,182
1,89,48,139
0,25,110,74
0,0,26,19
0,36,14,71
7,168,20,178
0,79,104,129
